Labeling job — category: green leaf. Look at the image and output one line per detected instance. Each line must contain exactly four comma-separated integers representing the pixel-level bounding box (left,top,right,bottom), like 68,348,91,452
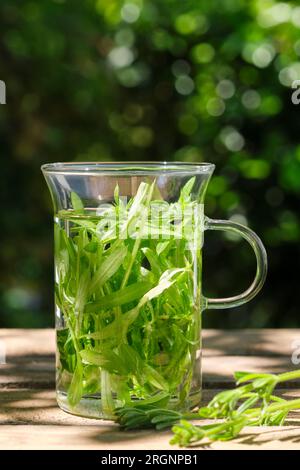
71,191,84,213
139,268,187,308
57,328,76,373
75,268,90,314
83,321,119,341
118,344,141,372
141,247,162,278
156,241,170,256
81,346,139,376
119,392,170,410
145,364,169,391
180,177,196,202
70,219,96,230
127,182,150,216
121,268,188,331
114,184,120,204
101,369,114,416
82,365,101,394
235,371,274,385
80,349,110,367
85,281,153,312
67,362,83,407
89,245,127,292
84,241,98,253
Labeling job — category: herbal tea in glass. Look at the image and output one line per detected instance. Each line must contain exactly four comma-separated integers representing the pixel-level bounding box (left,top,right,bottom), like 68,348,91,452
42,162,267,419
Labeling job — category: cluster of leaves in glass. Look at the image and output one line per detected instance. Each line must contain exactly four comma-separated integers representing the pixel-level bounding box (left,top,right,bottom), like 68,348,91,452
55,178,202,416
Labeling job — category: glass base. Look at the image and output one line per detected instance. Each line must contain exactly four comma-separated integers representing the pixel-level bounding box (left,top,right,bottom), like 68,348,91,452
56,390,202,420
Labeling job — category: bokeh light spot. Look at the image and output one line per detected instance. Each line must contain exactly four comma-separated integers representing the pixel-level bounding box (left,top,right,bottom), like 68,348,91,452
216,79,235,99
279,63,300,86
208,176,228,196
240,159,270,179
174,146,202,162
175,13,208,35
192,43,215,64
294,39,300,56
258,3,291,28
220,126,245,152
108,46,134,68
279,211,300,241
260,95,282,115
175,75,195,95
172,59,191,77
131,126,153,147
121,3,141,23
206,97,225,116
252,44,275,68
152,29,172,50
115,28,135,47
241,90,261,109
117,63,149,87
3,287,38,310
291,7,300,28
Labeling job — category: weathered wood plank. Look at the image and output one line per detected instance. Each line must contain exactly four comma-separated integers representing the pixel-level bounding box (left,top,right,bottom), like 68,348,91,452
1,329,300,358
203,356,300,386
1,329,300,449
1,423,300,450
1,356,299,388
1,389,299,425
203,329,300,357
1,329,299,388
0,329,55,358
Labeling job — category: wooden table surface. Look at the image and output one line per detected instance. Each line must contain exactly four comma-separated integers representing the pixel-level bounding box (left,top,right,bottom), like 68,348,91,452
1,329,300,450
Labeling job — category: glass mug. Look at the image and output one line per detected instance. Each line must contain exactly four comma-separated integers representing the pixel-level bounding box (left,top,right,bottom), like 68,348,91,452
42,162,267,419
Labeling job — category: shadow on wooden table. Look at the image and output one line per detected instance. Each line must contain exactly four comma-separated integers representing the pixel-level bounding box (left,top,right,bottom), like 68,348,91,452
230,426,300,447
203,329,300,357
1,386,300,450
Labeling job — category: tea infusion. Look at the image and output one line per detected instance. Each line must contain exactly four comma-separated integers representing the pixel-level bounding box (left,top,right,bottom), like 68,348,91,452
55,178,203,418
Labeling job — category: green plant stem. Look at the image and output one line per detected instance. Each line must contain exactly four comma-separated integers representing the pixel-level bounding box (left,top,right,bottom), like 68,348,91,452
277,370,300,383
121,181,155,289
257,397,300,415
101,369,114,416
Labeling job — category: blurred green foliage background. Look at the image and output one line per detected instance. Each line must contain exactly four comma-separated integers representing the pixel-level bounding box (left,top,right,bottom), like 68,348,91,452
1,0,300,328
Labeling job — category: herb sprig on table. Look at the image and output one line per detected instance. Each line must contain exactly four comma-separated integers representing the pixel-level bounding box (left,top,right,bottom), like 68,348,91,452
116,369,300,446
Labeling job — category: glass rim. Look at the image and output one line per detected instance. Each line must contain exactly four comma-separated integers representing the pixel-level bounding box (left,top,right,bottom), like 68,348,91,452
41,161,215,175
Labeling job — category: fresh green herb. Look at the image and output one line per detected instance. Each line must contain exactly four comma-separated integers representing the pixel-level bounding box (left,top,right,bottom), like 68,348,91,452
71,191,84,213
55,177,202,417
115,369,300,446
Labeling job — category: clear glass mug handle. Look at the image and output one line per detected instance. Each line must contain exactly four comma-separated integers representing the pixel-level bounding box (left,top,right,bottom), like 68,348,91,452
203,217,267,310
